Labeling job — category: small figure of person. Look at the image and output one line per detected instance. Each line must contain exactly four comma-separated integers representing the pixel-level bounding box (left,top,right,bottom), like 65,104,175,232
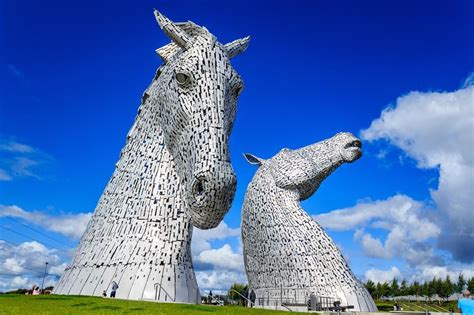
394,302,400,311
110,281,119,298
243,286,249,307
208,290,213,304
249,289,256,308
102,290,107,298
458,289,474,314
32,285,40,295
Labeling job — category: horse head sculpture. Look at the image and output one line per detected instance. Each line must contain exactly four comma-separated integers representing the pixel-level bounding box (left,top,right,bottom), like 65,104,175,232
244,132,362,200
152,10,250,229
241,132,376,311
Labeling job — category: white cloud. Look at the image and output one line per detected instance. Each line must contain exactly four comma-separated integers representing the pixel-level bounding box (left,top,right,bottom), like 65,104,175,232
192,222,245,290
195,270,247,291
354,229,389,259
0,169,12,181
413,266,474,283
0,204,92,240
315,195,441,266
365,267,402,283
194,244,244,272
192,222,240,255
0,140,34,153
10,276,30,287
10,157,40,178
0,240,68,292
0,137,50,181
360,79,474,262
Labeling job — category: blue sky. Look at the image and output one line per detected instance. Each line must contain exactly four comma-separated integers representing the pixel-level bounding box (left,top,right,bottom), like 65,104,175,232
0,0,473,292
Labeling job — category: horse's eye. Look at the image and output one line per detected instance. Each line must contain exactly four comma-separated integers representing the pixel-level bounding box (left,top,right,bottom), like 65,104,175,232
176,72,190,85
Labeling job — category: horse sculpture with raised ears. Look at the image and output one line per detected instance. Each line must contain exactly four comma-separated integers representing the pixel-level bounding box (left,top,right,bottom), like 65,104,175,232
241,132,377,311
53,10,249,303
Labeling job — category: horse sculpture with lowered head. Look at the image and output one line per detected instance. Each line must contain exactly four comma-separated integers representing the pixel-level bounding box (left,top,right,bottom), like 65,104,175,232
53,10,249,303
241,132,377,311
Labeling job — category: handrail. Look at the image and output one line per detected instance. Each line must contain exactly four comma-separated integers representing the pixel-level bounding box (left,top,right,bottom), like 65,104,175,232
280,303,293,312
229,289,255,307
154,283,174,302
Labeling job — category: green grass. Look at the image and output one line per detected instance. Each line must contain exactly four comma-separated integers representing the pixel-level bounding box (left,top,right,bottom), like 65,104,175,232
0,294,307,315
375,300,458,313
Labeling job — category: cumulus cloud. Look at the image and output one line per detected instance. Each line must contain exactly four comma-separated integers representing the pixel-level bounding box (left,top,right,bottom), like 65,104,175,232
0,204,92,240
194,244,244,272
0,240,68,292
315,195,441,266
413,266,474,283
195,270,247,291
360,79,474,262
365,267,402,283
192,222,246,291
192,222,240,255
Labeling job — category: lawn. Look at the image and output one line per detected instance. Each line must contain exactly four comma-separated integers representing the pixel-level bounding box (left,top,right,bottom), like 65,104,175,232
0,294,306,315
375,299,458,313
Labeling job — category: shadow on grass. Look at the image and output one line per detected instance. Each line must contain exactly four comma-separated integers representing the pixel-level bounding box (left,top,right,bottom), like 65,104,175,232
90,305,122,311
71,302,94,307
178,304,219,312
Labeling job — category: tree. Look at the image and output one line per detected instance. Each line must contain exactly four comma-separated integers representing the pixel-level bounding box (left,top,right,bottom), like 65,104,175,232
467,277,474,293
375,282,382,300
228,283,248,305
457,274,466,293
423,279,435,301
365,280,376,299
439,276,454,301
434,277,444,298
400,279,408,296
411,281,421,297
390,278,400,297
380,282,390,299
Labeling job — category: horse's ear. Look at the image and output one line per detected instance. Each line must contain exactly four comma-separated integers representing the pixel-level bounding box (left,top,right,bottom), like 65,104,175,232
243,153,263,166
224,36,251,58
154,9,192,49
156,43,180,62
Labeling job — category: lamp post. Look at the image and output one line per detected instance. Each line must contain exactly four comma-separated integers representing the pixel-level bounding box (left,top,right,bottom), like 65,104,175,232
41,262,49,293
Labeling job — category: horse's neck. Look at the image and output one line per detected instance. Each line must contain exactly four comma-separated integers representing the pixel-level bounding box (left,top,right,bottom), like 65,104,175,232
79,100,193,261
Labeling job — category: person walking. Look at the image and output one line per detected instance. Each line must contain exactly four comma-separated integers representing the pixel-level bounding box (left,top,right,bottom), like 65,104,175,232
249,289,256,308
110,281,119,298
458,289,474,314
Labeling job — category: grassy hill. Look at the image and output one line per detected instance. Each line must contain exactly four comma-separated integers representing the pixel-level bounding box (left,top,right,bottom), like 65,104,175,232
0,294,306,315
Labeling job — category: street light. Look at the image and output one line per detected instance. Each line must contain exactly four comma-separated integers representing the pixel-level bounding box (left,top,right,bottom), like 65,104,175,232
41,262,49,293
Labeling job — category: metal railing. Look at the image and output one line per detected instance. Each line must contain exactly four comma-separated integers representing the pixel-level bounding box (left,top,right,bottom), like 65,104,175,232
154,282,174,302
229,289,255,308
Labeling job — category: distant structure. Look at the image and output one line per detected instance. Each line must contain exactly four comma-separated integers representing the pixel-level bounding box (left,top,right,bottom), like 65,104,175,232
241,133,377,312
54,10,249,302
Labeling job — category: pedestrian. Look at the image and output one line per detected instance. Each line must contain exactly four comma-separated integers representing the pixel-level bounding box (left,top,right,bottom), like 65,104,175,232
458,288,474,314
102,290,107,298
249,289,256,308
110,281,119,298
243,286,249,307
